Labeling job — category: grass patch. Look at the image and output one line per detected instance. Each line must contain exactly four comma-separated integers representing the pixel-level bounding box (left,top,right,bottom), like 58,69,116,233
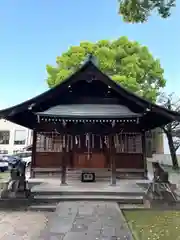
123,210,180,240
0,171,10,180
0,171,10,191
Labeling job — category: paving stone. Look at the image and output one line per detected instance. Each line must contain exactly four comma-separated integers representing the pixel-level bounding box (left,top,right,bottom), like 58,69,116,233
78,206,94,215
37,230,62,240
71,222,89,232
101,226,116,237
85,234,102,240
86,229,101,236
49,236,64,240
63,232,88,240
0,211,47,240
75,215,96,224
1,234,21,240
50,221,72,234
88,221,102,231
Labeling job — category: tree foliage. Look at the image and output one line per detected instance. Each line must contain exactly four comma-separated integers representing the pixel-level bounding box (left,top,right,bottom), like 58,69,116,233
159,93,180,169
46,37,165,102
118,0,176,23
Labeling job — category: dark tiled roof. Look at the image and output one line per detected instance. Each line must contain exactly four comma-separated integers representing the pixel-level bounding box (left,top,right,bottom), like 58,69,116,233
36,104,142,118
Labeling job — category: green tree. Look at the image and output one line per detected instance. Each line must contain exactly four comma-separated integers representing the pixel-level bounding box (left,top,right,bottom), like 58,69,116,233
118,0,176,23
46,37,165,102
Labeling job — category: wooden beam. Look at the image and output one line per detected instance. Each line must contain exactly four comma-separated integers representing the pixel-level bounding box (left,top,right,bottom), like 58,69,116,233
109,134,116,185
69,135,74,168
142,131,147,178
60,135,67,185
37,122,141,135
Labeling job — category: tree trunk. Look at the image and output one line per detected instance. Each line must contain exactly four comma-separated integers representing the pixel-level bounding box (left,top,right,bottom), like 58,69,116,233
166,133,179,169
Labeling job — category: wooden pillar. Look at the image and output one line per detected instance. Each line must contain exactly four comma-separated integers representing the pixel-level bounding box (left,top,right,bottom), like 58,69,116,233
109,135,116,185
142,131,148,178
103,138,110,168
31,130,37,178
70,135,74,168
60,134,67,185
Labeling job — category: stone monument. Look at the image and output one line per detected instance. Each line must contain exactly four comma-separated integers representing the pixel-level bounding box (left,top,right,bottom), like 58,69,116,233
1,159,31,199
145,162,178,207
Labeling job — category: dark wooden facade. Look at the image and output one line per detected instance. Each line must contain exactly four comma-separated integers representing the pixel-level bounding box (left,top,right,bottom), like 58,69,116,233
33,131,144,172
0,55,180,182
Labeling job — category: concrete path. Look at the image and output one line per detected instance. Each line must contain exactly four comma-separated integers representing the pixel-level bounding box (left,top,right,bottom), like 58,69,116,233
39,201,133,240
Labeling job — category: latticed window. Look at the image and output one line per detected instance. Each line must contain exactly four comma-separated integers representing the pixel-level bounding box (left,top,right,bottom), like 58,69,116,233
0,149,8,154
114,133,142,153
36,132,73,152
0,131,10,144
36,132,142,153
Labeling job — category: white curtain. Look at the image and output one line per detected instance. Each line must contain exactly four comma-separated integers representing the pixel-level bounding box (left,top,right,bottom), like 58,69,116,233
14,130,26,141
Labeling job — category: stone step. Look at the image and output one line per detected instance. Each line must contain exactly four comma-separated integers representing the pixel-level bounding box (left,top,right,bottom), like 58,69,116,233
32,189,144,197
28,197,145,212
33,195,144,204
28,201,145,212
119,204,147,209
28,204,57,212
0,198,31,209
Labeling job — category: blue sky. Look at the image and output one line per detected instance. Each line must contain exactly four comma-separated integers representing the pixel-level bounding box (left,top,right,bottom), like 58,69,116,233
0,0,179,109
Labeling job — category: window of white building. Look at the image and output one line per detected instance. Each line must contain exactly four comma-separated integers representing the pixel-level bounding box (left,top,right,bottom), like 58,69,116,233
0,149,8,154
14,130,26,145
0,131,10,144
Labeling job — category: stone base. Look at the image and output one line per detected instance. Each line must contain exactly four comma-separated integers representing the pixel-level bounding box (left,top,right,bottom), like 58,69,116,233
0,198,32,210
0,188,32,210
1,189,31,200
60,182,68,186
109,182,116,186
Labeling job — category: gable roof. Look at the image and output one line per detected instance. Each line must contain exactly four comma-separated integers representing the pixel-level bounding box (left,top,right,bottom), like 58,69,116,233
0,55,180,130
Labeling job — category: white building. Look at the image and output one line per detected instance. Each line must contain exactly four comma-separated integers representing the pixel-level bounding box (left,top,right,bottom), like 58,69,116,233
0,119,32,155
163,133,180,154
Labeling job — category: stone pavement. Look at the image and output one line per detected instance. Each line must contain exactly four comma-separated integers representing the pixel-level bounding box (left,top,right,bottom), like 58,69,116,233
0,211,47,240
39,201,133,240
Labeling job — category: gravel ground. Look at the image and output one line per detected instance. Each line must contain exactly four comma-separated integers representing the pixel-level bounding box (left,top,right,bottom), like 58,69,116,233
0,211,49,240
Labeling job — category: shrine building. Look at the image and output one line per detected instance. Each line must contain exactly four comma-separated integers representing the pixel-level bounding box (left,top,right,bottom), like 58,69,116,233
0,55,180,184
